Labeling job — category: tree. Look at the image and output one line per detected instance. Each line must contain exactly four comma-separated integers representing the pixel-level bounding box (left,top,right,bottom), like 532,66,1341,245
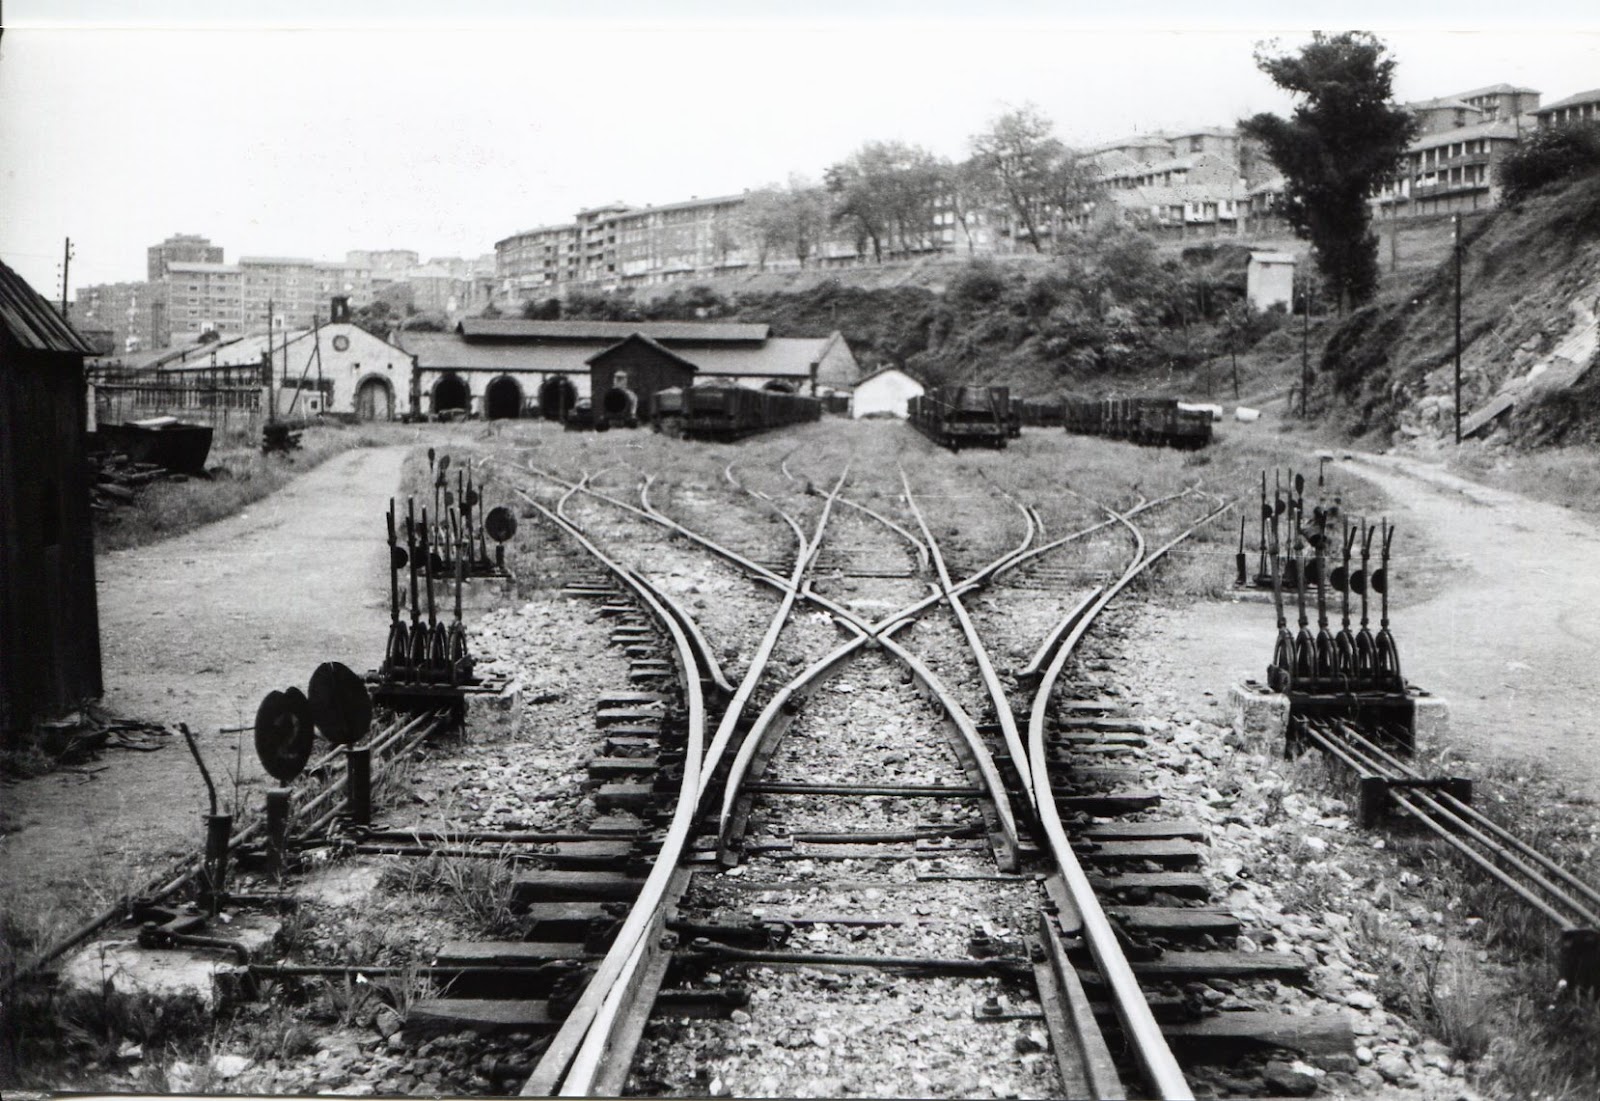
969,106,1097,253
1497,122,1600,202
826,141,945,262
741,177,831,271
1240,32,1417,311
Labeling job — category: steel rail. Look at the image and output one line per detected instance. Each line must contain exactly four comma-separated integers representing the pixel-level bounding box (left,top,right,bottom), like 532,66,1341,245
1327,719,1600,916
1299,722,1585,927
1306,720,1600,927
514,485,706,1098
901,462,1037,808
781,450,932,571
695,465,847,808
547,470,735,698
1026,493,1234,1101
557,467,844,1096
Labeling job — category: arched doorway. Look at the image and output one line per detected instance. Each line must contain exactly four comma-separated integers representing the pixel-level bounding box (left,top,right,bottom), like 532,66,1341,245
354,376,395,421
538,375,578,421
432,373,470,417
485,375,524,420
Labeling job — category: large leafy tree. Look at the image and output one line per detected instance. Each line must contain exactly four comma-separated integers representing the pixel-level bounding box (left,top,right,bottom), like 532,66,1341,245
969,105,1099,252
1240,32,1417,310
825,141,945,262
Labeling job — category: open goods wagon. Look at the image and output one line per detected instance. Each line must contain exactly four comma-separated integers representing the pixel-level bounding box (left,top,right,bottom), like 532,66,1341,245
650,384,821,441
908,384,1011,450
1063,396,1213,450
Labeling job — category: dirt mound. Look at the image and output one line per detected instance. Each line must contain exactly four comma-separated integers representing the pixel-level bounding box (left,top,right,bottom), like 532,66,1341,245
1320,170,1600,444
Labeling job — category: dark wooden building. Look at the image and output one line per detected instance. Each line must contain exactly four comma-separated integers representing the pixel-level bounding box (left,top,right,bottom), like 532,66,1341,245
586,334,697,420
1,259,102,743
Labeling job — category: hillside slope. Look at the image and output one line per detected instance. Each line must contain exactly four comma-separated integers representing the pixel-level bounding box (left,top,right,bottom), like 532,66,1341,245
1321,171,1600,443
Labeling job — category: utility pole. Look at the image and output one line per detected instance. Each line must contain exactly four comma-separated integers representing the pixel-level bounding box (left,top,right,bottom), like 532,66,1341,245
1454,213,1463,445
1300,269,1310,419
59,237,74,315
267,298,276,424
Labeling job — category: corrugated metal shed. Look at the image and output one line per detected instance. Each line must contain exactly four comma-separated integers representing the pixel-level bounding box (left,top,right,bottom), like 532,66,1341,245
0,259,98,356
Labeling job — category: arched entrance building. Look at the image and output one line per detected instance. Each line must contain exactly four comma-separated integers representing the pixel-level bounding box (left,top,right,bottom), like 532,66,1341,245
354,375,395,420
432,373,470,417
485,375,524,420
538,375,577,421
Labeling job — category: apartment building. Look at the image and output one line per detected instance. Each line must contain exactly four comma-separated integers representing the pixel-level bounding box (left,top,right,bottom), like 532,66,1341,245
147,233,223,282
1376,85,1543,218
1534,89,1600,129
74,280,162,353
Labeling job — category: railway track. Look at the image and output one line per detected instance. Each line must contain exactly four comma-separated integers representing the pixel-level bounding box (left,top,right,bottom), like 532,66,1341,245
469,453,1240,1097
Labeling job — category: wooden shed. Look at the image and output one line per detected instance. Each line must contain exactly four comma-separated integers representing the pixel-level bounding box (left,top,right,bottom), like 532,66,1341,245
586,334,698,422
1,259,102,743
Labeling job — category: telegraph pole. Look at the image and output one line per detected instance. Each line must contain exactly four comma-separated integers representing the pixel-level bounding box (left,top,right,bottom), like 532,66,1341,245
60,237,73,315
1454,213,1463,444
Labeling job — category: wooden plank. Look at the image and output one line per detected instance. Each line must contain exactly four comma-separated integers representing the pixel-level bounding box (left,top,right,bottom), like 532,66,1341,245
593,782,655,812
1033,915,1125,1100
1073,839,1203,868
1058,791,1161,815
1088,872,1210,900
404,999,557,1039
596,708,666,727
436,941,596,966
1162,1012,1353,1059
512,870,643,904
1130,951,1308,983
1061,717,1153,734
596,691,669,707
1107,907,1240,939
1083,820,1206,842
588,757,658,779
745,781,982,797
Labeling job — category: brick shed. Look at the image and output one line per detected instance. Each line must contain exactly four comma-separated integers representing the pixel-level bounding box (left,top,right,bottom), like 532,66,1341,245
1,259,103,742
586,334,697,422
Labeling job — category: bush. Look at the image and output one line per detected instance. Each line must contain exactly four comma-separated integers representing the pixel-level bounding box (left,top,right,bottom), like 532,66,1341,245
1498,123,1600,202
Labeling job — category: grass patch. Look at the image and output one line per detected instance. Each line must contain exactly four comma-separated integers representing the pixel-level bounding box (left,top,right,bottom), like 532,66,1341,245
1445,443,1600,517
94,421,412,553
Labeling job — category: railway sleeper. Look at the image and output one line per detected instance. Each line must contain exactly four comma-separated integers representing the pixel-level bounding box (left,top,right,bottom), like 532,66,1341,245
511,869,644,904
1074,949,1309,985
1070,839,1204,868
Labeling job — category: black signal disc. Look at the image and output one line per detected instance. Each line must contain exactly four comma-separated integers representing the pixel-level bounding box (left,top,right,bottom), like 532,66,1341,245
255,688,315,783
485,506,518,544
308,661,372,747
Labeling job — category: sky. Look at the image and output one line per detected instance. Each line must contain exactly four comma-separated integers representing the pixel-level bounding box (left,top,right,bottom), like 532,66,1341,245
1,1,1597,296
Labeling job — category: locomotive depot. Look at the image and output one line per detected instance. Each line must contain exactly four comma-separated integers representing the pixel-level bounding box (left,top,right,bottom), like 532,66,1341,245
6,14,1600,1101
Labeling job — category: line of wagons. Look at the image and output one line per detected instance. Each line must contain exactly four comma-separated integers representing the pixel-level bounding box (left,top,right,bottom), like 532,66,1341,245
564,383,822,441
910,385,1213,451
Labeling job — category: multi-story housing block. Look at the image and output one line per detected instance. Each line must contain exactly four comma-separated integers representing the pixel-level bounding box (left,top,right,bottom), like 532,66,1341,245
1456,84,1541,126
163,261,244,343
147,233,223,282
75,280,162,353
1376,84,1543,219
1534,89,1600,129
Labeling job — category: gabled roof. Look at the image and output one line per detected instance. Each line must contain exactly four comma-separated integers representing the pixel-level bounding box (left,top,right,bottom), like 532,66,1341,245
457,318,770,343
0,258,98,356
1408,118,1523,153
1535,88,1600,115
163,323,408,370
585,333,700,372
853,365,922,387
672,337,835,378
1454,83,1539,99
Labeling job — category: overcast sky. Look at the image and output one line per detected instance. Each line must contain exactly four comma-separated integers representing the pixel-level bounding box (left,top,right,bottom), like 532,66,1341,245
2,1,1597,295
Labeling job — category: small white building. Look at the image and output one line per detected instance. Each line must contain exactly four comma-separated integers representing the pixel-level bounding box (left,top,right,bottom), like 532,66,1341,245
1246,252,1297,312
850,367,924,419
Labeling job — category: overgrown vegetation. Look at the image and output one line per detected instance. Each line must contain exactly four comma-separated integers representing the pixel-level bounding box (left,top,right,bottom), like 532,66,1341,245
1319,170,1600,441
514,233,1287,397
1498,122,1600,203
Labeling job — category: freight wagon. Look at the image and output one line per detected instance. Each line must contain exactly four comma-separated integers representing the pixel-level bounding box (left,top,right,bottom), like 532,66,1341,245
908,385,1010,450
1063,396,1213,450
648,384,821,441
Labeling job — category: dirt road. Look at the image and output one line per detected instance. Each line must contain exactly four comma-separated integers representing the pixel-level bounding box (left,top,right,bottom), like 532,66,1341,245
1336,452,1600,795
1,445,412,927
